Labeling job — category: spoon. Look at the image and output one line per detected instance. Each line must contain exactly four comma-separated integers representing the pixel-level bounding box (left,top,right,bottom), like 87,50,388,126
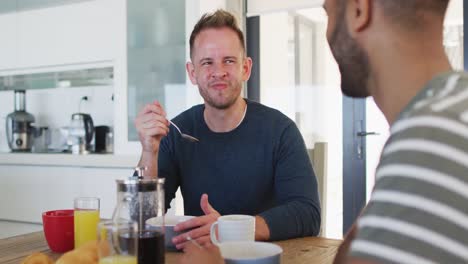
169,121,200,142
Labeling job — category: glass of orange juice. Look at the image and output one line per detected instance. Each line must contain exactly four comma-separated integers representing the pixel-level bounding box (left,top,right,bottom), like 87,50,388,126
97,220,138,264
74,197,100,248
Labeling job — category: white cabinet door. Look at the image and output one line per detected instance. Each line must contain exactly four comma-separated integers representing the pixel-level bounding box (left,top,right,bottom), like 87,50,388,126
0,165,81,223
0,13,18,71
16,0,118,69
0,165,130,223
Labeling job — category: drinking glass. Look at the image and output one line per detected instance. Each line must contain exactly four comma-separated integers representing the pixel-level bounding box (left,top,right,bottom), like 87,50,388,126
98,220,138,264
74,197,100,248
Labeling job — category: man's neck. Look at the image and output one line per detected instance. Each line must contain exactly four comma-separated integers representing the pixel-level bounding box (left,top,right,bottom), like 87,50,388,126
369,35,452,125
204,98,247,132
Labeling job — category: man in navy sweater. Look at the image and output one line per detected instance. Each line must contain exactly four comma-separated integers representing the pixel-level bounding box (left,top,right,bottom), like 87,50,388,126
134,9,320,250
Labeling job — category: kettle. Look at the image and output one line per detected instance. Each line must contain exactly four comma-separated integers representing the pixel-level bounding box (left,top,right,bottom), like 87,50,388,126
69,113,94,154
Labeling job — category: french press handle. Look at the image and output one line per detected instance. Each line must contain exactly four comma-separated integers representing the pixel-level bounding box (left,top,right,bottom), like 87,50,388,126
111,193,133,222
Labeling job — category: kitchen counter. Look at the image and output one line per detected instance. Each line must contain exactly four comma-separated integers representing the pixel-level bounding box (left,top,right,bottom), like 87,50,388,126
0,152,139,168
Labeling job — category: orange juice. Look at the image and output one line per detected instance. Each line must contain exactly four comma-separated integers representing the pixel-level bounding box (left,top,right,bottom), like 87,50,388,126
74,209,100,248
99,256,137,264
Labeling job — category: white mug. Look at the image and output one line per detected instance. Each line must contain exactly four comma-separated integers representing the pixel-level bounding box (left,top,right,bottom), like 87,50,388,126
210,215,255,244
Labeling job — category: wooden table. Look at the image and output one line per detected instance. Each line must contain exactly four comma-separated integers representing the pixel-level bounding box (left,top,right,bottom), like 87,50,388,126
0,231,342,264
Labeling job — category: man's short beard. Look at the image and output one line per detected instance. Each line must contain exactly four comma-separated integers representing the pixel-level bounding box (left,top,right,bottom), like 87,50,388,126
329,6,371,98
199,88,239,110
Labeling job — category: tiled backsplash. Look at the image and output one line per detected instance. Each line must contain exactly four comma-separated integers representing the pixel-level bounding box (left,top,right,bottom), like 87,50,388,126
0,86,114,152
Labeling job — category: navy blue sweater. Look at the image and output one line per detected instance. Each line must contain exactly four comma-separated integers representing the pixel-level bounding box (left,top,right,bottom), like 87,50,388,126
158,99,321,240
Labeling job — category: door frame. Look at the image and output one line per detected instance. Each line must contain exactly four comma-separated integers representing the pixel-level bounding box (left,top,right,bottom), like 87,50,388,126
342,97,367,234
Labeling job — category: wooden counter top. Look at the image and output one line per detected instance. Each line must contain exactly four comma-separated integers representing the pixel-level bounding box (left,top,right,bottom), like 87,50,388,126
0,231,342,264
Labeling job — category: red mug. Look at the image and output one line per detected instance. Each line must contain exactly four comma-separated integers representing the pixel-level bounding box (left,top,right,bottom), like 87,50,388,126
42,209,74,253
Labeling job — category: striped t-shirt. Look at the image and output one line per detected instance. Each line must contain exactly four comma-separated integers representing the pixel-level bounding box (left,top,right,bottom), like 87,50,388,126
349,71,468,263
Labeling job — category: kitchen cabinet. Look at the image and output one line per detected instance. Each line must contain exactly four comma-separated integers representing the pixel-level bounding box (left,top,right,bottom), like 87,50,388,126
0,12,17,71
16,0,117,69
0,0,117,72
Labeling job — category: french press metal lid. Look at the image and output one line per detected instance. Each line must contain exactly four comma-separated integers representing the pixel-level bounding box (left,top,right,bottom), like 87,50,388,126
116,167,164,192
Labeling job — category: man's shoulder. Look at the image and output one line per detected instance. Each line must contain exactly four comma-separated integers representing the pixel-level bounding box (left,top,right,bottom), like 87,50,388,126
348,72,468,264
400,71,468,120
380,71,468,174
388,71,468,149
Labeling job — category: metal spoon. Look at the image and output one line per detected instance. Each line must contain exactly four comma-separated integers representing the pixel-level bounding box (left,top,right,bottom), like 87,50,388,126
169,120,200,142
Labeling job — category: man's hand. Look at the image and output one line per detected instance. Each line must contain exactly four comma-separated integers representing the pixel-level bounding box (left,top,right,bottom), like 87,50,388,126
134,100,170,153
172,194,221,250
179,242,224,264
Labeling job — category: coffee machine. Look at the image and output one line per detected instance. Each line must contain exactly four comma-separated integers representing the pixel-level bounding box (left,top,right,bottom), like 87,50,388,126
6,90,35,152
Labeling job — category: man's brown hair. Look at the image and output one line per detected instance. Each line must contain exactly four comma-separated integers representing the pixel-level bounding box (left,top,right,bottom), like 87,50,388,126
189,9,245,59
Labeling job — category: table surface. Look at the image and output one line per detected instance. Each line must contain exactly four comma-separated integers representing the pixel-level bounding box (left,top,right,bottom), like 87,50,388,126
0,231,342,264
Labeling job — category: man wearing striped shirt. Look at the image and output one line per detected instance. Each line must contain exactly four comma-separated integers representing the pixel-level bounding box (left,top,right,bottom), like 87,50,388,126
181,0,467,263
324,0,468,263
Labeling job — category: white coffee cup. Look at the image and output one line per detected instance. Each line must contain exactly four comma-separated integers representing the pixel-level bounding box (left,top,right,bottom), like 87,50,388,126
210,215,255,244
219,241,283,264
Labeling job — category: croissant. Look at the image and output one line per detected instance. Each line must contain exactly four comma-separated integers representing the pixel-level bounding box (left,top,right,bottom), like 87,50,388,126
56,241,99,264
21,252,54,264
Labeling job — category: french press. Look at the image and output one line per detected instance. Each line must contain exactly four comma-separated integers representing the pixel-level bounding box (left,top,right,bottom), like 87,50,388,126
112,167,166,264
112,167,165,230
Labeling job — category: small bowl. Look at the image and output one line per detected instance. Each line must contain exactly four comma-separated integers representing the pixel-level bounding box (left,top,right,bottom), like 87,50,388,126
146,215,194,251
42,209,74,253
219,241,283,264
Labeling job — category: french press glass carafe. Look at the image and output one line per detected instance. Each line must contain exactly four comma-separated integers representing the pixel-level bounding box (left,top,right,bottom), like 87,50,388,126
112,167,165,264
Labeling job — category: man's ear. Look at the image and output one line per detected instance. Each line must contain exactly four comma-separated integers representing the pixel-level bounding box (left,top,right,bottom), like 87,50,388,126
347,0,372,34
186,62,198,85
242,57,253,82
